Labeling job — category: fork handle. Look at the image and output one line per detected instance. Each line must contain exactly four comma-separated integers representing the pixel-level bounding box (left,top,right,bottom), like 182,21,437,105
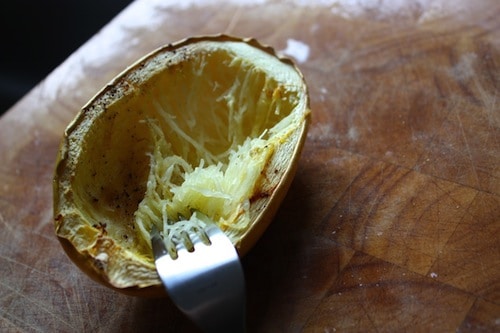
180,261,246,332
153,223,246,332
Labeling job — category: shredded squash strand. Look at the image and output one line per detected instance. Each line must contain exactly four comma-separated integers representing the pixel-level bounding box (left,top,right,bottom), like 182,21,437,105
133,119,273,250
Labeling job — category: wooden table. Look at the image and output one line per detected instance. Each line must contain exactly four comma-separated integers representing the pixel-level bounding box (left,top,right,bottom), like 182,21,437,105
1,0,498,331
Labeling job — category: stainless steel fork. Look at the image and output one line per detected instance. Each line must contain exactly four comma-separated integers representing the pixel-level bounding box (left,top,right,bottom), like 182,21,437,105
151,223,246,332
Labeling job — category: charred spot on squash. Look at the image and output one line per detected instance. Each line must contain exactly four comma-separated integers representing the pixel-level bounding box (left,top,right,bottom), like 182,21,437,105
250,191,271,203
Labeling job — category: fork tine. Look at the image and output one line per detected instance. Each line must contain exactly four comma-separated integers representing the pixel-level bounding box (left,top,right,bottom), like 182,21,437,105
151,222,246,332
150,225,168,258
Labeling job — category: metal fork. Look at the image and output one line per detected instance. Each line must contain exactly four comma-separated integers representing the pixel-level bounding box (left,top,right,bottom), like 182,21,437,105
151,223,246,332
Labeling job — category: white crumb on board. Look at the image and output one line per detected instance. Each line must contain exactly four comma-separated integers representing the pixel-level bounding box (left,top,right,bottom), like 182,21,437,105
280,39,310,63
348,126,359,141
448,53,477,81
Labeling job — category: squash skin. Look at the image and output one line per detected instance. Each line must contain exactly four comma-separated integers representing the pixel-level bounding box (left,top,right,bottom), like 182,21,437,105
53,34,311,297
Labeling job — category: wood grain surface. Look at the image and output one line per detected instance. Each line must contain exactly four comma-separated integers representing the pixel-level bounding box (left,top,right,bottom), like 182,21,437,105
0,0,498,332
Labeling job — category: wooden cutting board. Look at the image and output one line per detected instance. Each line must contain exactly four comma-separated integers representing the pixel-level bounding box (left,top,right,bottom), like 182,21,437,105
0,0,498,331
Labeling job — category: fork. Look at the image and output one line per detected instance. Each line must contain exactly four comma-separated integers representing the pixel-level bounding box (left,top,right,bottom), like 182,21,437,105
151,222,246,332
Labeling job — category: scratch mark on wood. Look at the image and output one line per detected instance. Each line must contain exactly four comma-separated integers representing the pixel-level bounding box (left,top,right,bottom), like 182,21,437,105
0,279,76,331
360,299,380,333
473,74,499,131
454,109,481,188
0,308,45,333
224,6,243,35
0,212,13,234
62,287,83,332
0,254,50,279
